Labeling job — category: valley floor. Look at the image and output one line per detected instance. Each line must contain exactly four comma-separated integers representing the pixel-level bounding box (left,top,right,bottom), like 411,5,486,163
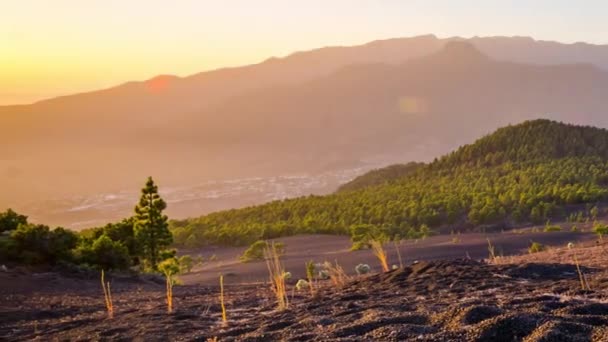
1,233,607,341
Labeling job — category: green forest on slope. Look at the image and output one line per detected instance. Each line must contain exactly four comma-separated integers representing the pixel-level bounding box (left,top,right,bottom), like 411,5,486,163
171,120,608,247
336,162,425,192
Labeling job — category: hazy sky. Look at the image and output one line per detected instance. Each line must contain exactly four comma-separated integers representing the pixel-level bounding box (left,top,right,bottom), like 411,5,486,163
2,0,608,105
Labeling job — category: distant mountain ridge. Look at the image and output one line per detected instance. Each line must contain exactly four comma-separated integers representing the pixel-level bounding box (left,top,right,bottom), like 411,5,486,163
4,35,608,228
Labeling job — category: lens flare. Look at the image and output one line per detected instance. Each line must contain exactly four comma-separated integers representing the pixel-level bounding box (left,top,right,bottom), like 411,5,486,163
398,96,428,114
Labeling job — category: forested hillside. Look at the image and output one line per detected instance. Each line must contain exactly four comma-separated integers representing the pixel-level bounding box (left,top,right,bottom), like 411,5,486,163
337,162,425,192
172,120,608,247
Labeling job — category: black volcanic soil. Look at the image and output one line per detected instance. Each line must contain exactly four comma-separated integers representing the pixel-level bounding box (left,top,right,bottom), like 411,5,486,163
1,235,607,341
181,230,597,285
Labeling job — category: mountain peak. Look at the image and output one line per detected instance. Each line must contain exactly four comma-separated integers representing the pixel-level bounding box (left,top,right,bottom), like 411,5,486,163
431,41,490,64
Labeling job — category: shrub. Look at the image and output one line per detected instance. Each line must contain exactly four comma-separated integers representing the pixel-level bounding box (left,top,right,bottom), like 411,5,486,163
355,263,371,275
11,224,79,265
0,209,27,233
528,241,546,254
593,222,608,238
543,224,562,232
178,255,194,273
76,235,131,271
0,237,17,262
11,224,51,263
240,240,284,262
48,227,79,263
349,224,374,250
295,279,309,291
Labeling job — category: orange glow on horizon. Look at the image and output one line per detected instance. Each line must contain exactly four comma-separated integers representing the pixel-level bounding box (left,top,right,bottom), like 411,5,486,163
146,76,173,94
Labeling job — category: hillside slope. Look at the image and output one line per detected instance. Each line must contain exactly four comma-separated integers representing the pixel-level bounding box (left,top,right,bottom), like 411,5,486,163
337,162,425,193
340,119,608,188
172,120,608,246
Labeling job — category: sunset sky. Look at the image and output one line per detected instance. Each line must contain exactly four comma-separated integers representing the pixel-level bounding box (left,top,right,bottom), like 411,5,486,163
2,0,608,105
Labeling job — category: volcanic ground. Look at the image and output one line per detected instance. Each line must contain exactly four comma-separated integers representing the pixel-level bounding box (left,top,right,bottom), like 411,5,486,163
1,232,607,341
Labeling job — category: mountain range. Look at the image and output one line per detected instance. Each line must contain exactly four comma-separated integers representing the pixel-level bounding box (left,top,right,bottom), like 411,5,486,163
3,34,608,228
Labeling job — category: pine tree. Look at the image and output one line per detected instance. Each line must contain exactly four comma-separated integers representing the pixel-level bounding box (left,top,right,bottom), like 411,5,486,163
134,177,172,270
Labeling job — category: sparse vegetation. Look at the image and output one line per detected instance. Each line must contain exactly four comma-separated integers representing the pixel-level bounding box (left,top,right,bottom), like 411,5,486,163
593,221,608,240
487,238,496,262
295,279,309,291
305,260,316,296
567,243,590,291
370,240,389,272
264,242,288,310
177,255,195,273
322,261,350,288
241,240,284,262
219,274,227,323
394,241,404,268
355,263,371,275
100,270,113,319
158,258,181,313
528,241,546,254
543,222,562,232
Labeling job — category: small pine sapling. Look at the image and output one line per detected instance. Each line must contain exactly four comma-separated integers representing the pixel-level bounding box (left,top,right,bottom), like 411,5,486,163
159,258,181,313
305,260,316,296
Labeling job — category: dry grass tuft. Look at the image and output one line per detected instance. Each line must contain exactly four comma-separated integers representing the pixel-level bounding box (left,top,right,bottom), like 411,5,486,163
487,238,497,263
370,240,389,272
323,260,350,288
264,242,289,310
394,241,404,269
568,245,591,291
219,274,227,323
101,270,114,319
